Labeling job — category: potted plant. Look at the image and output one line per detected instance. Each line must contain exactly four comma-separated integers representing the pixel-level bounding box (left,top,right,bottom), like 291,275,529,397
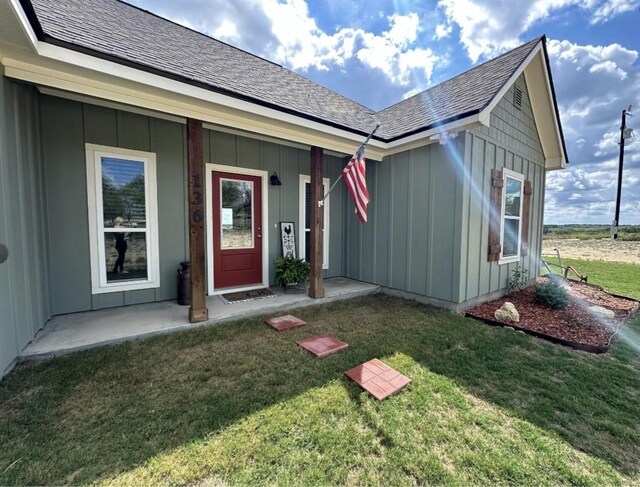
274,255,311,293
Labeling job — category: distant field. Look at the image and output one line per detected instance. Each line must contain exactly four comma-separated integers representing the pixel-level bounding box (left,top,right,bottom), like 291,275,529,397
542,238,640,265
542,257,640,300
544,224,640,241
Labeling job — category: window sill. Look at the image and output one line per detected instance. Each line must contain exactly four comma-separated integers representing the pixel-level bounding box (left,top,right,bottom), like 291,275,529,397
92,281,160,294
498,256,520,265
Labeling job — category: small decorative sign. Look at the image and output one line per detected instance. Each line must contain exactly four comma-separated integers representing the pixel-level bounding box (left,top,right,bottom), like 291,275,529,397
280,222,297,258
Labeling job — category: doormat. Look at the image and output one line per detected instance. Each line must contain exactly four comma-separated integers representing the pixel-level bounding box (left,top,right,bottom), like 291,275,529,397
220,288,276,304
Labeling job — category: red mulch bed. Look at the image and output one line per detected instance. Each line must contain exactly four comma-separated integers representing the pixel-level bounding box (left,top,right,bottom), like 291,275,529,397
466,278,638,351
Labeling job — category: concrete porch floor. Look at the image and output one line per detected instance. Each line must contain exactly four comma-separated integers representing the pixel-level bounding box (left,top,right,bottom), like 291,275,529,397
20,278,379,360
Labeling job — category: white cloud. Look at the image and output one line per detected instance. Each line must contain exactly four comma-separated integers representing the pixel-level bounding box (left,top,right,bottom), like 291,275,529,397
434,23,452,40
135,0,439,89
213,19,239,41
591,0,640,23
264,8,438,86
357,17,438,86
437,0,637,62
595,131,620,157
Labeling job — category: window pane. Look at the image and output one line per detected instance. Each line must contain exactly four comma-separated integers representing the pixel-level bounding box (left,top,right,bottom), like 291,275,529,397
105,232,148,283
504,177,522,217
305,182,311,229
503,219,520,257
304,231,311,262
102,157,146,228
221,179,253,248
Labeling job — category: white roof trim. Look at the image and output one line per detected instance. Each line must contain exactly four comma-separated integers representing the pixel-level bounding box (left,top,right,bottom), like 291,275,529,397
8,0,38,50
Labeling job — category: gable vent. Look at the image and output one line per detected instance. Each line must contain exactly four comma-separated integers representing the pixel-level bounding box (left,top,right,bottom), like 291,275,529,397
514,85,523,110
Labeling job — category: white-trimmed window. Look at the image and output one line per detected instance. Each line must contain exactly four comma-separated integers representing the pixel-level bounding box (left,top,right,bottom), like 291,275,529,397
299,175,330,269
499,168,524,264
85,144,160,293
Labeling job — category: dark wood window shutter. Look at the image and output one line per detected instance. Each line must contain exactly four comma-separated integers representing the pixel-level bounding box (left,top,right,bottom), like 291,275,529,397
521,180,533,256
488,169,503,261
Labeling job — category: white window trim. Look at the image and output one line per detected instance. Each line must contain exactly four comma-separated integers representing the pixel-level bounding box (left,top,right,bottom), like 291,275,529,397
85,144,160,294
299,175,330,270
499,167,525,265
205,164,269,295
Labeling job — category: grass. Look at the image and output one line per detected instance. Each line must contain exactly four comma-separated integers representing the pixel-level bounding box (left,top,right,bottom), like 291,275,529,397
542,256,640,300
1,295,640,485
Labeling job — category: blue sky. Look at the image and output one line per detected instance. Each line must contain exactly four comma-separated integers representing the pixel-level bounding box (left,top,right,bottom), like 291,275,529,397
128,0,640,224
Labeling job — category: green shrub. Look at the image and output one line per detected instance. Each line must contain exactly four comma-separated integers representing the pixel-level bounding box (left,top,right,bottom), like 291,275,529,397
507,264,529,293
534,278,570,309
274,255,311,287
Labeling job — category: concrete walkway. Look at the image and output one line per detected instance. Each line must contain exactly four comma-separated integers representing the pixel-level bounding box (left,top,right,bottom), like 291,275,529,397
20,278,379,360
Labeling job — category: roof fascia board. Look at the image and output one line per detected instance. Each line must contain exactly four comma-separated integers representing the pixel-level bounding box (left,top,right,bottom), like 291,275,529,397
545,157,564,170
537,46,568,169
383,114,483,155
523,55,567,170
8,0,37,51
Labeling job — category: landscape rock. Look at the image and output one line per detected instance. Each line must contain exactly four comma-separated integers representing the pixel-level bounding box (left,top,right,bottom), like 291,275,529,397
588,305,615,320
494,302,520,323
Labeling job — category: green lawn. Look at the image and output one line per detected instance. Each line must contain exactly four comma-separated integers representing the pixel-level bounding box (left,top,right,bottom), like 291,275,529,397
542,256,640,300
1,295,640,486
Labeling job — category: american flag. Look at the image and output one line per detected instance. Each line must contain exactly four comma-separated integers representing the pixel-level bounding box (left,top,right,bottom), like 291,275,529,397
342,146,370,223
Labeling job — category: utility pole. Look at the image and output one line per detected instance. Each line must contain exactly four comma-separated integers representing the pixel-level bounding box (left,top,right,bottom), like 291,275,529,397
612,106,632,239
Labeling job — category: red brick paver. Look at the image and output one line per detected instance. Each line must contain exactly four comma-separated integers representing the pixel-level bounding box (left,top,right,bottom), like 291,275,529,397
297,334,348,357
264,314,306,331
345,359,411,400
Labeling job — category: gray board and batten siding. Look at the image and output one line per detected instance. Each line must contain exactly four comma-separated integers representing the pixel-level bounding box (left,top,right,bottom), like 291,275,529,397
458,74,545,305
0,74,51,374
343,74,546,309
39,92,347,316
343,140,466,304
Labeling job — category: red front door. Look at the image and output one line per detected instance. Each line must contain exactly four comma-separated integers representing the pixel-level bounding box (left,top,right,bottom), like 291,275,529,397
213,171,263,289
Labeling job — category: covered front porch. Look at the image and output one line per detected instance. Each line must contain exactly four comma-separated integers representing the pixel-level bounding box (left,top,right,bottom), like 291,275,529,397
20,278,379,360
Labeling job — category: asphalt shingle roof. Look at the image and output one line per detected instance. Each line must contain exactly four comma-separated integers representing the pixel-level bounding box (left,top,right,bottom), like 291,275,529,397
375,38,541,140
23,0,542,142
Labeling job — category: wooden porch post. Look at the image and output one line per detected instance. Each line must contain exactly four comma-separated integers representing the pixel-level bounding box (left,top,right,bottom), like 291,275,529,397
309,146,325,299
187,118,209,322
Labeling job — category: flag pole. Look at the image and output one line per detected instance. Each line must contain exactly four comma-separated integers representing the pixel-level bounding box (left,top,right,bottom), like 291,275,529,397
318,122,380,207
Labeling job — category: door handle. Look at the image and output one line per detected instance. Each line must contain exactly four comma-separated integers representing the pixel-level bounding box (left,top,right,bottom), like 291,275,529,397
0,244,8,264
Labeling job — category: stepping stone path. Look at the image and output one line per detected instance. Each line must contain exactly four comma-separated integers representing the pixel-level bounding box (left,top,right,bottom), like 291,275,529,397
264,314,306,331
297,334,348,357
345,358,411,401
265,315,410,400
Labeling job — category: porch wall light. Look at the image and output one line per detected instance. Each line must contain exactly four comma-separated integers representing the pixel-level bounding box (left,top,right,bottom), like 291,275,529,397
270,172,282,186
